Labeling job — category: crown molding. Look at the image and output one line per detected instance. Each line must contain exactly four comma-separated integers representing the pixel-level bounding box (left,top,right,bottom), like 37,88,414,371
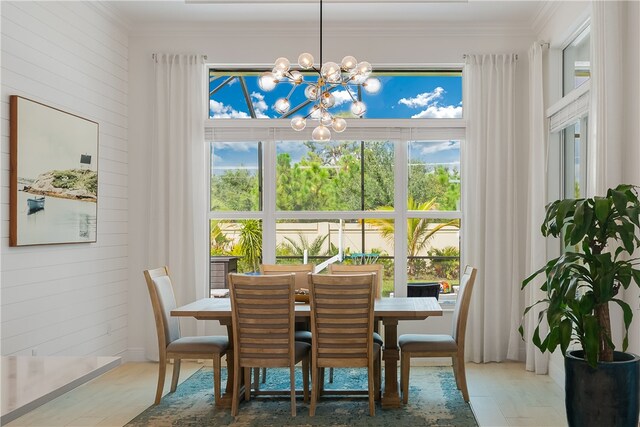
530,0,562,37
188,0,470,2
128,20,536,38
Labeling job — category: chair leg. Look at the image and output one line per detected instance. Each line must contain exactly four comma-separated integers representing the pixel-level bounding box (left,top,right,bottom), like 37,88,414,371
310,366,319,416
262,367,267,383
454,354,470,402
319,368,325,395
452,356,461,390
154,353,167,405
329,367,334,383
232,366,241,416
290,365,297,416
213,354,222,407
244,367,252,401
374,349,381,401
302,356,310,403
253,367,260,390
170,358,181,392
368,363,375,416
401,351,410,404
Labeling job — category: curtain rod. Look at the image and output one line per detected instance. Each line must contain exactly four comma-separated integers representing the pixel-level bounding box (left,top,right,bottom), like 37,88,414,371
462,54,519,60
151,54,208,61
462,42,548,61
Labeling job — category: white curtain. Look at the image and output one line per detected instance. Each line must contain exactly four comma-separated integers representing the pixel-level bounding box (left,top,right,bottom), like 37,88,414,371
515,43,549,373
463,54,519,363
589,1,626,346
588,0,623,196
145,54,207,359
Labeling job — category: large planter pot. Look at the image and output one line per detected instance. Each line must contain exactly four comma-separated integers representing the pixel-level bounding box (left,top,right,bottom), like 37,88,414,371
565,350,640,427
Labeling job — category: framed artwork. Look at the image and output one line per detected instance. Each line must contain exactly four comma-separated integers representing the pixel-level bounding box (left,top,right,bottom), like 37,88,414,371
10,96,99,246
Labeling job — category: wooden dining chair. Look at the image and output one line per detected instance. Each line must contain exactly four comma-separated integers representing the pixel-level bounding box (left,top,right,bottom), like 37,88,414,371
143,267,229,405
308,273,379,416
328,263,383,299
228,273,310,416
256,263,314,385
260,263,314,291
327,263,384,386
399,265,478,403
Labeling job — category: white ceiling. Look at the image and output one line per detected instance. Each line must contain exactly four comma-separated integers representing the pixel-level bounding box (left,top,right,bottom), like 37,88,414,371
107,0,547,27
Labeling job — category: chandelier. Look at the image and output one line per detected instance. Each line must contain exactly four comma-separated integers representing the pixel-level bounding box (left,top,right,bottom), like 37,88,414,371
258,0,381,142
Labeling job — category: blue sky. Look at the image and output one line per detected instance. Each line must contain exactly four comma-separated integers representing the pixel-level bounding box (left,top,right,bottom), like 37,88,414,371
209,74,462,119
209,74,462,173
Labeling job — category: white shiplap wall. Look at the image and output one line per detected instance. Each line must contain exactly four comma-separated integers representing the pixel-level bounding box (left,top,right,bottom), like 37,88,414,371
0,1,129,357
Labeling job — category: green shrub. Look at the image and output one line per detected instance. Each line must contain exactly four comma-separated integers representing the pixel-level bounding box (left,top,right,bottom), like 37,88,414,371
425,246,460,280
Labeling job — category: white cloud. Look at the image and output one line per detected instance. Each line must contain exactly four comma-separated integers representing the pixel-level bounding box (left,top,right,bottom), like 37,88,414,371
210,100,250,119
251,92,269,118
212,141,255,152
411,105,462,119
419,140,460,155
398,87,444,108
332,90,356,106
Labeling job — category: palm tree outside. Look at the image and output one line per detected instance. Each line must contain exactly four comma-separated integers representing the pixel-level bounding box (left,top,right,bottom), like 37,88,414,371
368,197,459,278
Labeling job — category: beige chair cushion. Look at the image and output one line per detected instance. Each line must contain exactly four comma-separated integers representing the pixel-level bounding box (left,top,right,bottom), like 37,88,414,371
167,336,229,354
399,334,457,353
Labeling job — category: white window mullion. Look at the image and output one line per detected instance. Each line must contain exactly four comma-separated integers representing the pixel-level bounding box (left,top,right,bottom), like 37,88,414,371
262,132,277,264
394,135,409,297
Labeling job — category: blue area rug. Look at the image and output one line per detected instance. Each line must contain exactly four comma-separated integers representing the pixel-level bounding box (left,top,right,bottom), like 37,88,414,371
126,367,478,426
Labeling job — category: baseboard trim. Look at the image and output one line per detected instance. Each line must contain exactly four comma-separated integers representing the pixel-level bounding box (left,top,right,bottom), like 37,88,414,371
124,347,147,362
1,356,121,425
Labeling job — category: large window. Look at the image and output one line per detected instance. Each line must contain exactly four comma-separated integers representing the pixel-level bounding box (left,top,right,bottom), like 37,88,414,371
208,70,464,299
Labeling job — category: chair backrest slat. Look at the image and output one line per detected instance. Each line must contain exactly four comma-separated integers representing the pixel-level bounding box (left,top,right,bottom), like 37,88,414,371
309,273,376,367
261,264,313,290
229,273,296,368
452,266,478,343
328,264,383,299
144,267,181,349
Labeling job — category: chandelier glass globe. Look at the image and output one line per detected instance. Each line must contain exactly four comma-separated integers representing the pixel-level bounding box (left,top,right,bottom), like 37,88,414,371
258,0,380,141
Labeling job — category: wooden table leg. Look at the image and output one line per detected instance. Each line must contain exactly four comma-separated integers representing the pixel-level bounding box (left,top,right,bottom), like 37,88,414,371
216,321,244,408
381,318,402,408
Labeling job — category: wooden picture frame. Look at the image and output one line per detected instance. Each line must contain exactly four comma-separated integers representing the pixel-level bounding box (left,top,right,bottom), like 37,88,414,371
10,96,99,246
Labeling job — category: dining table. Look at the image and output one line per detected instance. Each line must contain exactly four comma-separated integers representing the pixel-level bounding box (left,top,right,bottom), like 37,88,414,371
171,296,442,409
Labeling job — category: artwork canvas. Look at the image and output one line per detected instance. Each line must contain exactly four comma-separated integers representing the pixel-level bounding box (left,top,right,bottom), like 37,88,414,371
10,96,99,246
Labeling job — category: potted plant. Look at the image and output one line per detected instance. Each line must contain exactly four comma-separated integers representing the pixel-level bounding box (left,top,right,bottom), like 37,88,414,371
521,184,640,427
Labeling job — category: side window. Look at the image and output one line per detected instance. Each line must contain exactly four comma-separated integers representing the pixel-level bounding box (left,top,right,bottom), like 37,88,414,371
562,119,587,199
563,25,590,96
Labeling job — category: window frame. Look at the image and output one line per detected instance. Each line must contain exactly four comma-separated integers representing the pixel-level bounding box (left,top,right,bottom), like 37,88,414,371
206,67,465,298
561,21,591,97
546,19,591,256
